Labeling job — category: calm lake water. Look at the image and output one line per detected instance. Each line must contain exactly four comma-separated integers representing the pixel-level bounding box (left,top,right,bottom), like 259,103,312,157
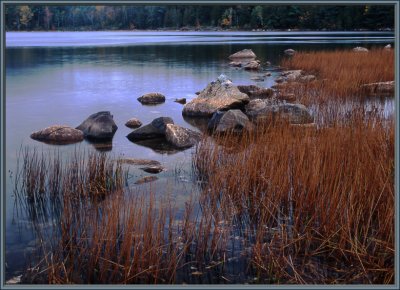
4,31,395,282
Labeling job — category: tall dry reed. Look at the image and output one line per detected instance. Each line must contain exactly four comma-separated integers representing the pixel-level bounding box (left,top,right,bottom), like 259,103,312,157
194,107,394,284
280,48,394,100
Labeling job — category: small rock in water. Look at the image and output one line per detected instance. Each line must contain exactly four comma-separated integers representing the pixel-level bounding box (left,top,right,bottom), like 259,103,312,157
118,158,161,166
137,92,166,105
264,72,272,77
134,176,158,185
140,165,164,174
125,118,142,128
174,98,186,104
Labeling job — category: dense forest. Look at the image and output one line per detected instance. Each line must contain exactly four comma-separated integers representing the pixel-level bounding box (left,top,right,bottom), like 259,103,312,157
5,5,394,31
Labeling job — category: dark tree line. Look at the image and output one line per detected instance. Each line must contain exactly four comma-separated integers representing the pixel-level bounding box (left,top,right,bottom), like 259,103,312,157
5,5,394,31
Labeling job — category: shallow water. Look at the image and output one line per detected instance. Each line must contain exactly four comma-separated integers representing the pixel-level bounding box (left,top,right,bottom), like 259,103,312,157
4,31,395,282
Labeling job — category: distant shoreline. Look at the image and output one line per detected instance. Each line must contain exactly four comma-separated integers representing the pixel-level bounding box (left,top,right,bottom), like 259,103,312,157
5,28,394,33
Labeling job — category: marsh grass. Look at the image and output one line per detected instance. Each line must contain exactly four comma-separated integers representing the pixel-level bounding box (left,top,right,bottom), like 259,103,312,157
280,47,394,101
13,47,395,284
194,113,394,283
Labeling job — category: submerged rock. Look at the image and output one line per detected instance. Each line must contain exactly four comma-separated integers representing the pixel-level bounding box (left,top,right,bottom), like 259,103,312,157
140,165,164,174
182,74,249,117
245,99,314,124
30,125,84,144
125,118,142,128
76,111,118,140
118,158,161,166
134,176,158,185
165,124,202,148
126,117,173,141
229,49,257,60
137,92,166,104
360,81,394,96
353,46,369,52
208,109,253,133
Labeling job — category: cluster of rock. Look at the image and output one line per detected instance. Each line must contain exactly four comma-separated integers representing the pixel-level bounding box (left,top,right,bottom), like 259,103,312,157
228,49,261,71
31,111,118,144
275,70,316,84
126,116,201,149
182,74,314,134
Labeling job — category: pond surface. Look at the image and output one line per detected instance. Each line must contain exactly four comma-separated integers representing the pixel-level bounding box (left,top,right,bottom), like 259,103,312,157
4,31,395,282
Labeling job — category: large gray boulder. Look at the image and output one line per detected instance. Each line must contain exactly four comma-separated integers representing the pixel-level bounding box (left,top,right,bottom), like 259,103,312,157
137,93,166,104
182,75,250,117
165,124,202,149
76,111,118,140
126,117,173,141
245,99,314,124
30,125,84,144
229,49,256,60
208,110,253,133
360,81,394,97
